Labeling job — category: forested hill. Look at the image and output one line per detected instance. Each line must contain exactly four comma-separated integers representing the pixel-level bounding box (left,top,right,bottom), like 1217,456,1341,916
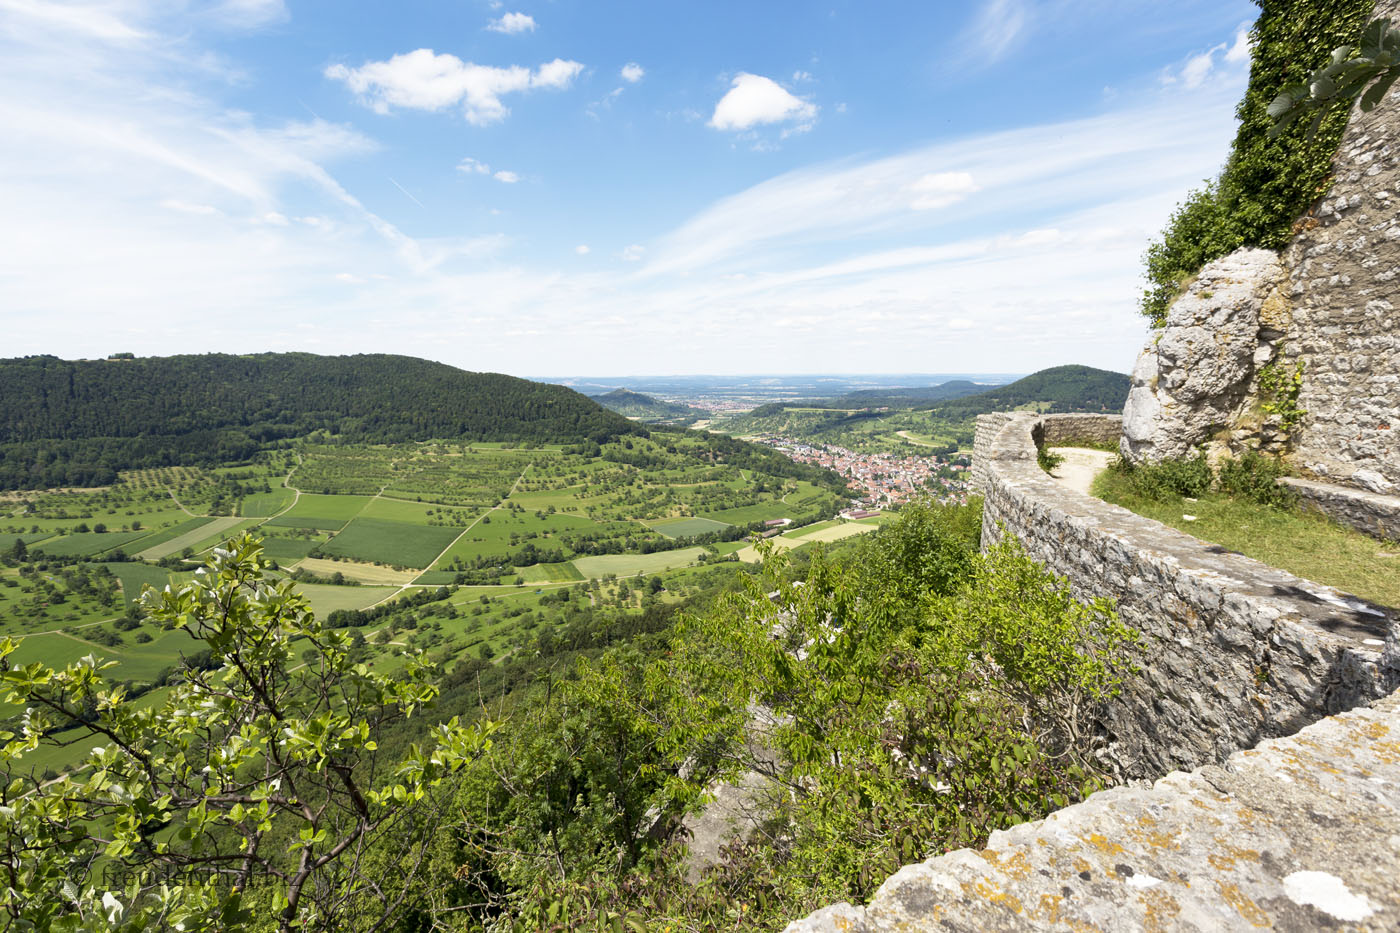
590,388,704,424
927,364,1129,416
828,379,990,408
0,353,645,489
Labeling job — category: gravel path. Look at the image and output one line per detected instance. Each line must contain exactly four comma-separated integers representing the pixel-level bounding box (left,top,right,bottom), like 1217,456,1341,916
1046,447,1115,495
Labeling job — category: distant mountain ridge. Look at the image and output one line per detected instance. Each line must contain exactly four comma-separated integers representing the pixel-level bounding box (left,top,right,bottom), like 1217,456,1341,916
828,380,990,408
0,353,645,489
590,388,704,424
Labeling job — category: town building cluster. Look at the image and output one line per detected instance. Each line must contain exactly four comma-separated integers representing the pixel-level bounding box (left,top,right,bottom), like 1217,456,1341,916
752,436,972,508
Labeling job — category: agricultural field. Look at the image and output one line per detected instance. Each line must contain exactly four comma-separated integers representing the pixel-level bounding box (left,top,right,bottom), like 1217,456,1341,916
713,406,976,456
0,428,849,764
315,518,465,568
647,516,730,538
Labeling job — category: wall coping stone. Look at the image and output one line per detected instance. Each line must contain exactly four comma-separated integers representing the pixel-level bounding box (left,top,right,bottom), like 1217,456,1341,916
1282,476,1400,543
985,413,1392,652
783,691,1400,932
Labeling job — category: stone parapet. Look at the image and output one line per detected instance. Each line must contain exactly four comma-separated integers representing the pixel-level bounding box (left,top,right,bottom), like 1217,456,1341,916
1283,476,1400,543
784,692,1400,932
978,412,1393,778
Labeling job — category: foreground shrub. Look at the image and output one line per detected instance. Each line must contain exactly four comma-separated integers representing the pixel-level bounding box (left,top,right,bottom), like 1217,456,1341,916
1217,449,1299,508
1110,452,1214,501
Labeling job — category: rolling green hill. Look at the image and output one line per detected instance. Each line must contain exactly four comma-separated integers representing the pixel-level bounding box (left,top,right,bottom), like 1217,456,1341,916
590,388,705,424
828,379,991,408
0,353,646,489
927,364,1129,416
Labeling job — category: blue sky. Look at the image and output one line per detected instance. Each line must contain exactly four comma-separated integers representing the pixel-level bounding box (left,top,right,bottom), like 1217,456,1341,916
1,0,1258,376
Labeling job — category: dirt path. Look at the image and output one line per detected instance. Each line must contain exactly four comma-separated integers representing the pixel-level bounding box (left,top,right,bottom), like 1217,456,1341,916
1046,447,1116,496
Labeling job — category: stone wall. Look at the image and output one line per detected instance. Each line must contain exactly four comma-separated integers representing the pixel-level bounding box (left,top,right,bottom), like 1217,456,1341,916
1122,0,1400,494
975,413,1394,779
1285,0,1400,491
784,413,1400,932
787,692,1400,932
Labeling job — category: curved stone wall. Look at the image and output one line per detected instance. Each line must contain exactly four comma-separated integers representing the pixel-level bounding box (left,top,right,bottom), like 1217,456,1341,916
977,412,1395,778
783,412,1400,932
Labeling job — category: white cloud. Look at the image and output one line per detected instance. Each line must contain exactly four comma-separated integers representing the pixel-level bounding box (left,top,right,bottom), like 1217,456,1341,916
708,73,817,131
619,244,645,261
0,0,1255,376
325,50,583,125
792,70,813,82
574,244,590,255
1224,24,1252,64
620,62,644,83
487,12,535,34
1162,23,1252,90
493,170,519,183
908,171,980,210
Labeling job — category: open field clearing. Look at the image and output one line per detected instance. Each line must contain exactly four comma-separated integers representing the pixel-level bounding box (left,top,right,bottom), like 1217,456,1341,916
270,493,373,527
260,535,321,560
520,562,585,583
33,530,154,557
295,557,420,585
359,496,476,525
138,516,244,559
431,510,604,569
240,488,297,516
317,518,464,568
573,547,707,578
185,519,261,554
295,583,398,615
734,521,880,562
647,516,730,538
127,517,215,557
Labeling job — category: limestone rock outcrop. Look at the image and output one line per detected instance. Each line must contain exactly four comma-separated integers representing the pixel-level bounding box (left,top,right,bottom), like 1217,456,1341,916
1120,248,1289,464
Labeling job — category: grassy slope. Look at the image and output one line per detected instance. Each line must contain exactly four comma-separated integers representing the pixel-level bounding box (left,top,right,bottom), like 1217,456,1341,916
1093,469,1400,607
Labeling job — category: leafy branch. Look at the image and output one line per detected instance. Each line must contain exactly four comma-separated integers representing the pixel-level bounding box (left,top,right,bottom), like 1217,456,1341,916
1269,17,1400,137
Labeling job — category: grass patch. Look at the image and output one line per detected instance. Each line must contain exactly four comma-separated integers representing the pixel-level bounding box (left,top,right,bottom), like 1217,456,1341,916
1093,467,1400,607
294,583,396,616
520,561,584,583
32,530,153,557
572,547,707,579
647,516,730,538
138,517,244,560
240,488,297,517
317,518,464,568
260,536,320,560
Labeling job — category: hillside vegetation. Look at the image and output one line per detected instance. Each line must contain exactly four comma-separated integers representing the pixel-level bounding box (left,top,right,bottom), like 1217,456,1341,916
0,353,645,489
590,388,705,424
925,364,1128,416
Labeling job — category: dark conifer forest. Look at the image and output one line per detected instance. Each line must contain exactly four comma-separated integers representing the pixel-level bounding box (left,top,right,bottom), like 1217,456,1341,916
0,353,646,489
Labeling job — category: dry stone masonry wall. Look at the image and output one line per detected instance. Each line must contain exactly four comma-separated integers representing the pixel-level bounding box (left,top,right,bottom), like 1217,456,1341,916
1286,0,1400,492
978,414,1394,778
1123,4,1400,501
783,413,1400,932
